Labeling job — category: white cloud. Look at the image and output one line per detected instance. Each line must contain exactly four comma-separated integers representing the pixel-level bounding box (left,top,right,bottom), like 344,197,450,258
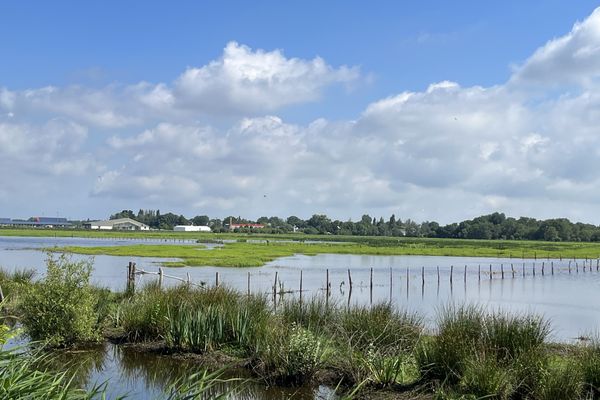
172,41,360,114
511,7,600,87
0,43,360,128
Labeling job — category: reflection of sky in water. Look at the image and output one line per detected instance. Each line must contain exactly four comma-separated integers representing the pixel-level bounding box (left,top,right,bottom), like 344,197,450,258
1,237,600,341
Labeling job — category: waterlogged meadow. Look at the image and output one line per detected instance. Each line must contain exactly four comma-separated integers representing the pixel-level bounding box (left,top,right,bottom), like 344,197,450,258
57,238,600,267
3,256,600,399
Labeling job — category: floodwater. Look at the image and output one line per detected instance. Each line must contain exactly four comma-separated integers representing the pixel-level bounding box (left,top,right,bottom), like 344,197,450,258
2,236,600,398
1,236,599,341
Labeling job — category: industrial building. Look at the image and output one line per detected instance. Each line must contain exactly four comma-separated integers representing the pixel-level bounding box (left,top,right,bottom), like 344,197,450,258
173,225,211,232
84,218,150,231
0,217,72,228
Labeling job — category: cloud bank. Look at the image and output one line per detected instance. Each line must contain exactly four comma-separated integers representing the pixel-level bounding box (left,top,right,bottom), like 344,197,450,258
3,11,600,223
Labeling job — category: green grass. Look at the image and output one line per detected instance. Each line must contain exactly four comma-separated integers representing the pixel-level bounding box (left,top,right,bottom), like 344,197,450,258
50,237,600,268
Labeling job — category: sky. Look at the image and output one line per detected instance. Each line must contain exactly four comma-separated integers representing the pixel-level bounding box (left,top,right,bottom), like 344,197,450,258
2,1,600,223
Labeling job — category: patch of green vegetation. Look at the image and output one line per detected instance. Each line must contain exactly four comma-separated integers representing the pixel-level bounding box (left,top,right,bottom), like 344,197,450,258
53,238,600,268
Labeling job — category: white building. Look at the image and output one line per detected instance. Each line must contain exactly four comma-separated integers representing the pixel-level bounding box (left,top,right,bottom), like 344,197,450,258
173,225,211,232
85,218,150,231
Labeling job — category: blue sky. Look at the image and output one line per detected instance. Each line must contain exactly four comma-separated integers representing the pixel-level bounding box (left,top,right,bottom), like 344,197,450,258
2,2,600,223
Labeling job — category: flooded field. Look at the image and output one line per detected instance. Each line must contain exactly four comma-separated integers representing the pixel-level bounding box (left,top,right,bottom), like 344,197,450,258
2,236,600,398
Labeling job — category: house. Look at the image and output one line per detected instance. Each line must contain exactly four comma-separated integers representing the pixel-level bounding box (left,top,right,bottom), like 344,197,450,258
0,218,11,226
228,223,265,231
173,225,211,232
84,218,149,231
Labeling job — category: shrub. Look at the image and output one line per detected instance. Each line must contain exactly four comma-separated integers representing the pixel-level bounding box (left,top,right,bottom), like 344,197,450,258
20,254,100,346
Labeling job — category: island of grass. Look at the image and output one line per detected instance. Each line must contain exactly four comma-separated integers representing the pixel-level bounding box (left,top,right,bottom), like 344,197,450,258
52,238,600,267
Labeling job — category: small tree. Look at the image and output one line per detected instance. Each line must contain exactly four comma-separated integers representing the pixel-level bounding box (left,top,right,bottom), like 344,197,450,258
21,254,99,346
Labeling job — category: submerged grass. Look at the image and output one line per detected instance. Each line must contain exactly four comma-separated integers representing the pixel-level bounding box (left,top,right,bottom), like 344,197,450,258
52,235,600,268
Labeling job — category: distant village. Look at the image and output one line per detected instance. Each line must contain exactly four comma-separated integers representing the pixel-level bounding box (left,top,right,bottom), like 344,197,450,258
0,216,265,232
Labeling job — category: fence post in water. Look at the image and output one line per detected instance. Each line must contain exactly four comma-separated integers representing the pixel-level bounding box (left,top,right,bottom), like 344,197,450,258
533,262,536,277
347,269,352,289
158,267,163,289
326,269,330,299
551,262,554,275
247,272,251,296
187,272,191,287
522,262,525,277
542,262,545,276
299,270,303,304
370,268,373,303
215,272,219,287
406,267,409,294
390,267,393,303
478,264,481,281
450,265,454,285
597,259,599,272
576,262,579,273
437,266,440,286
131,263,136,294
489,264,492,280
569,260,572,274
273,271,278,299
421,266,425,287
464,265,467,284
501,264,504,279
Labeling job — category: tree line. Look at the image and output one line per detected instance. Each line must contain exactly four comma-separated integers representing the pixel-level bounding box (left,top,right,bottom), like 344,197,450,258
108,210,600,242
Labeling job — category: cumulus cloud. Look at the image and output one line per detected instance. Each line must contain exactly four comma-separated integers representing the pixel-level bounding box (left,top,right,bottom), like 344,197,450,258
511,7,600,87
0,42,359,128
172,41,360,114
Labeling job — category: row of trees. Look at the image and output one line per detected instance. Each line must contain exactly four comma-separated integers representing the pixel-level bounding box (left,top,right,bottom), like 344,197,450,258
107,210,600,242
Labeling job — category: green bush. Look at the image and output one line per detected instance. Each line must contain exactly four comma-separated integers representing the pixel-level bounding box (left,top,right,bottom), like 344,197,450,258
20,254,100,346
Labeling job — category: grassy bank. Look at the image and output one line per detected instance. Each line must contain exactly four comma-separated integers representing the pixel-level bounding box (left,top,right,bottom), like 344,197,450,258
54,239,600,267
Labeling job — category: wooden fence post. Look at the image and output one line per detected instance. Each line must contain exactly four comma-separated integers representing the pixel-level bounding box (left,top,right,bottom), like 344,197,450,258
347,269,352,289
158,267,163,289
247,272,251,296
215,272,219,287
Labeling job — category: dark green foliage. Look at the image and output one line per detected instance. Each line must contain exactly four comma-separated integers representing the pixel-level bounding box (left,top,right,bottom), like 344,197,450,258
20,255,100,346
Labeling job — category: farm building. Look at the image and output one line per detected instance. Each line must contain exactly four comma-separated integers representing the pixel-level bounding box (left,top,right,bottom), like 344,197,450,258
173,225,211,232
0,217,72,228
84,218,149,231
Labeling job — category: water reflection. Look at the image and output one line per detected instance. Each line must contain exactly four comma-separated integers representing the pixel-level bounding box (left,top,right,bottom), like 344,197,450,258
38,342,336,399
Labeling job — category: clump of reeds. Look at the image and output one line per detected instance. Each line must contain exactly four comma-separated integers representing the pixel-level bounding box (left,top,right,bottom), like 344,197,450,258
416,305,552,399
